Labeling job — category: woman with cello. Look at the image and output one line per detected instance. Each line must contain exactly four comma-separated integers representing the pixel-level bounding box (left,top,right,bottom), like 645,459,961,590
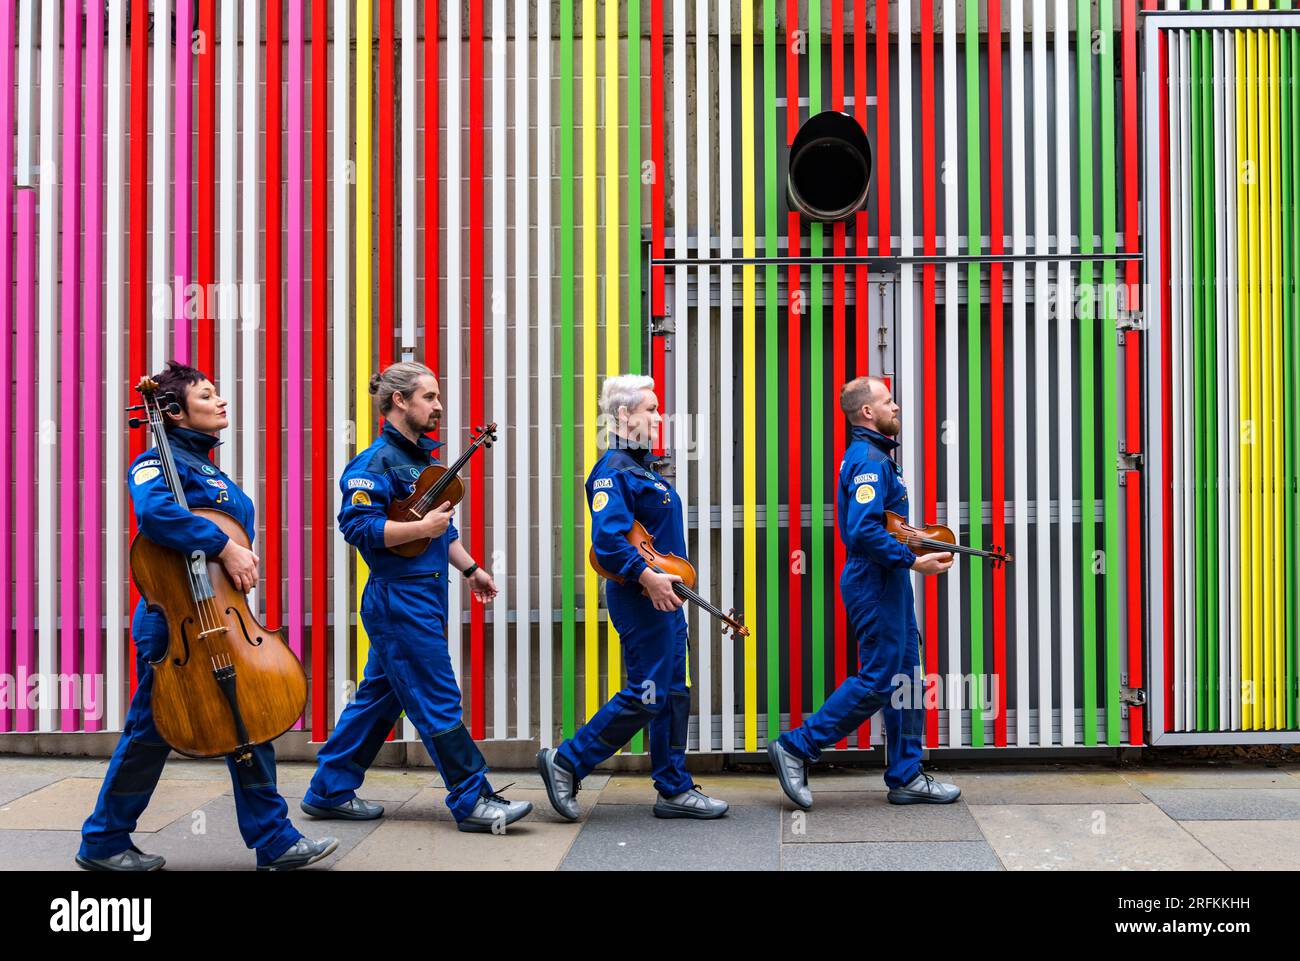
538,375,731,821
78,362,338,871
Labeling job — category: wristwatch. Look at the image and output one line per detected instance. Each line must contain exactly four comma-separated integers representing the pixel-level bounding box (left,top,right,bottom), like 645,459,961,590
461,562,479,578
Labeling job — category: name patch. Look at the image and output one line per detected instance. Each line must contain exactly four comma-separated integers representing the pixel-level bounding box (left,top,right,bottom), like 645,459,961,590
593,478,614,490
347,477,375,490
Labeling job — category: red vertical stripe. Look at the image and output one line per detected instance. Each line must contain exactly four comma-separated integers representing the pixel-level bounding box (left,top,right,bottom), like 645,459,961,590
310,0,329,739
197,0,215,379
920,0,939,747
468,0,486,739
854,0,868,379
265,0,283,629
425,1,440,376
378,1,395,375
1124,0,1145,745
128,0,150,696
831,0,848,750
874,0,890,260
786,0,802,728
987,0,1008,747
650,0,666,443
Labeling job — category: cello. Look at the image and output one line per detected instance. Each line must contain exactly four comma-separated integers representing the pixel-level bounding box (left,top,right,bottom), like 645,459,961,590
589,520,750,637
127,379,307,763
387,422,498,558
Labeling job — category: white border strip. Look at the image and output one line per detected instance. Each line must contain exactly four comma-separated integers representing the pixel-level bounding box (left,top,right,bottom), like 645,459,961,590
36,0,57,732
536,0,554,746
694,0,711,750
332,0,352,720
718,0,734,753
491,0,508,738
1009,0,1029,747
513,0,532,739
942,0,962,747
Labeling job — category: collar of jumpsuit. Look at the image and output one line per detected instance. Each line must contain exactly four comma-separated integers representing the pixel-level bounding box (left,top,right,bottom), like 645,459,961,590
610,433,656,471
382,418,444,458
851,424,899,457
168,425,223,455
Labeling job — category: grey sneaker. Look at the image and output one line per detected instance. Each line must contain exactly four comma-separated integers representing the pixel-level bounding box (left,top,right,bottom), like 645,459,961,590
458,792,534,833
653,784,729,819
257,836,340,871
300,797,385,820
768,739,813,810
887,771,961,805
75,847,165,872
536,747,581,821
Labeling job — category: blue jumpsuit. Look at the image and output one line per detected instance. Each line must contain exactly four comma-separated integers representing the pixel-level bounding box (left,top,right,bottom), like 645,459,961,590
778,425,925,788
79,427,305,867
303,420,491,823
554,442,694,798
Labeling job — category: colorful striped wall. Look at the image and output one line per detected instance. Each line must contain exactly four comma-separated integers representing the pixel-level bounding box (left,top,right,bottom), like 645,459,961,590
0,2,1295,752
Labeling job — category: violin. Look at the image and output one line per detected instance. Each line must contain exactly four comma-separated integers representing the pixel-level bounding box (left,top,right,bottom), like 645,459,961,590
127,378,307,763
885,510,1013,569
387,423,498,558
589,520,750,637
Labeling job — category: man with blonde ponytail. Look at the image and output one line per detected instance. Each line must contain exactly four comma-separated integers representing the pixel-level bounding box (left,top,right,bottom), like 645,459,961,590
301,362,533,834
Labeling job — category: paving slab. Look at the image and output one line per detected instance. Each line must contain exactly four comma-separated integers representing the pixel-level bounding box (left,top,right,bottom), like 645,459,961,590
1180,821,1300,870
0,774,67,807
0,829,88,871
781,840,1004,871
1140,789,1300,821
0,777,225,833
597,773,782,806
560,804,780,870
969,803,1229,871
334,816,579,871
780,792,985,843
145,794,382,870
0,756,110,779
392,787,598,824
1120,768,1300,791
947,770,1145,805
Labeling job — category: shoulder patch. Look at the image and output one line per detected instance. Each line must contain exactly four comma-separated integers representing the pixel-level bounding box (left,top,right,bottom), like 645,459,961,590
133,458,161,471
592,477,614,490
852,472,879,484
855,483,876,505
347,477,376,491
205,478,228,489
351,490,372,507
132,466,161,485
591,491,610,513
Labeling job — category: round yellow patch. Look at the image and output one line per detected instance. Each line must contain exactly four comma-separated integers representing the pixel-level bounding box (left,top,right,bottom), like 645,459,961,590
351,490,371,507
132,466,160,485
592,491,609,513
855,483,875,505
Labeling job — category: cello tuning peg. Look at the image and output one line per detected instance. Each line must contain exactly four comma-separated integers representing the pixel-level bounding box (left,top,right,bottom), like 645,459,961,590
128,417,146,428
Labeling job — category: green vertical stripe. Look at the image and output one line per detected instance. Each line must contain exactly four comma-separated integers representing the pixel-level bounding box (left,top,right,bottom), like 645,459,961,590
965,0,984,746
764,0,780,739
809,0,825,710
1204,31,1219,731
627,0,644,755
628,0,641,375
1099,0,1122,743
1190,32,1204,731
560,0,576,738
1078,0,1098,745
1287,28,1298,729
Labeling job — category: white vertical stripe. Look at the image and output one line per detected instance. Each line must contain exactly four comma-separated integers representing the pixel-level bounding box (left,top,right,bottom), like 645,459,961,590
718,0,734,753
694,0,711,750
1054,0,1075,747
1168,33,1185,732
1180,29,1195,727
1009,0,1029,746
332,0,352,720
1212,28,1229,729
897,0,918,716
537,0,554,747
491,0,508,738
220,2,239,480
242,0,260,616
401,0,417,355
1031,1,1052,746
37,0,57,732
152,0,171,372
513,0,532,738
446,0,463,684
1224,30,1241,731
16,0,33,186
942,0,961,748
672,0,689,721
105,0,127,729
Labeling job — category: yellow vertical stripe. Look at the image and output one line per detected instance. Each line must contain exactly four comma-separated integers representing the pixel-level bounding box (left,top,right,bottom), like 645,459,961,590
1269,28,1283,728
740,0,757,751
582,0,599,720
1260,28,1275,729
1236,26,1252,730
604,0,621,703
355,0,373,674
1248,29,1263,730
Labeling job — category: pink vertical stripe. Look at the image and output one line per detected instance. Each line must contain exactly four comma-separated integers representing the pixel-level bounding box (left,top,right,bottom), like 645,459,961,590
173,0,192,362
83,0,105,731
0,0,13,733
16,191,35,732
60,0,81,730
287,0,305,722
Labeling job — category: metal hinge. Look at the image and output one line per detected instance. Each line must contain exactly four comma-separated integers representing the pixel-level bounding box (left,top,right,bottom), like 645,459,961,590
1117,308,1143,331
1121,686,1147,708
651,312,674,337
1118,451,1143,472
